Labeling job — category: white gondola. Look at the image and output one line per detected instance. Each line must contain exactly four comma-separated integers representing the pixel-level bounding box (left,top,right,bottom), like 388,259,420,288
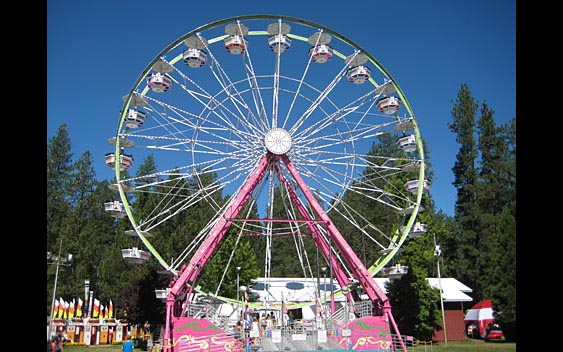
309,44,333,63
268,34,292,53
267,21,291,53
410,222,428,238
400,222,428,239
155,288,170,302
405,179,431,194
346,66,371,84
105,152,133,171
377,96,401,115
147,72,172,93
119,153,133,170
104,200,127,218
124,108,147,128
105,153,116,169
224,35,247,54
183,48,207,68
121,247,151,264
397,134,417,153
382,264,409,280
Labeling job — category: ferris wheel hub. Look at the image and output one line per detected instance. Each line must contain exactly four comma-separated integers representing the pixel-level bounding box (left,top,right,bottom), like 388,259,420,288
264,127,292,155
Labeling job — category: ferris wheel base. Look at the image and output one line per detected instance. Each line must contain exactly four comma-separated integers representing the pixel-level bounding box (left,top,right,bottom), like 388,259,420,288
332,316,394,351
167,317,242,351
164,316,401,351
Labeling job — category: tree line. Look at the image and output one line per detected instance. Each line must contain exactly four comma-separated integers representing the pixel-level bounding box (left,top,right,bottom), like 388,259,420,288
46,83,515,341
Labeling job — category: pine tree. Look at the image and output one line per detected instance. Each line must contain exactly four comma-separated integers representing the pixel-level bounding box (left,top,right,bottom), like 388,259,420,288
47,124,74,249
477,114,516,339
47,124,75,313
475,102,504,299
198,235,260,298
448,85,516,340
448,84,480,297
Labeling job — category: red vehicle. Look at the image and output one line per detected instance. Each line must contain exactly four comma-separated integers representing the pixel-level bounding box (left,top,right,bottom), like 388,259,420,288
464,300,504,341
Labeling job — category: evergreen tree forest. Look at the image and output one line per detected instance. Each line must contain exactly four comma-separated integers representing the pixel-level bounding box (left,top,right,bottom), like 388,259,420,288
46,83,516,341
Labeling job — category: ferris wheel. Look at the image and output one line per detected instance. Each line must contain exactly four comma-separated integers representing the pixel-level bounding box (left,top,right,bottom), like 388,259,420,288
107,15,427,351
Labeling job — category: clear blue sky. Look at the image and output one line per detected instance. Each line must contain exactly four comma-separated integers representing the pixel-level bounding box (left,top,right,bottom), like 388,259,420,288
47,0,516,217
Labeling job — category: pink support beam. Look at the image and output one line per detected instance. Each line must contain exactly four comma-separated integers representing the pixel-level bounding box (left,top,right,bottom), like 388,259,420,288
272,160,354,305
164,155,272,351
162,152,405,350
280,154,391,309
168,154,271,297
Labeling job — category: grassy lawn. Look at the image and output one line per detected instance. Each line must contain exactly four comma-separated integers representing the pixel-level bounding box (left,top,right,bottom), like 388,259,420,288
416,339,516,352
62,339,516,352
61,345,122,352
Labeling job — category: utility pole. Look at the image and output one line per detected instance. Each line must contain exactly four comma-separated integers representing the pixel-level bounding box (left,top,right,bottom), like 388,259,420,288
434,234,447,345
47,238,73,340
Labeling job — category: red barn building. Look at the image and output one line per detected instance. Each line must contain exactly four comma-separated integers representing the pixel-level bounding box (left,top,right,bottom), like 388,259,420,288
426,278,473,342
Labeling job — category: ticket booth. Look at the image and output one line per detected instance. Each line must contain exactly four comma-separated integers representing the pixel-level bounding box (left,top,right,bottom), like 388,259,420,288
66,325,76,342
68,318,84,343
100,324,109,344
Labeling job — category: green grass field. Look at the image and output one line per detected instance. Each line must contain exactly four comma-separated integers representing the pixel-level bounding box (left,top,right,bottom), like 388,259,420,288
62,339,516,352
416,339,516,352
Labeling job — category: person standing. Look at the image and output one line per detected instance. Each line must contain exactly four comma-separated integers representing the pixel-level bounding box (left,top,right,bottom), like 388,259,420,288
51,336,63,352
122,339,135,352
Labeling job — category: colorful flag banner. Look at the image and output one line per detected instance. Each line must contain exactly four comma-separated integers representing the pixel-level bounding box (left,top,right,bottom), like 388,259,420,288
76,297,83,318
108,299,114,318
63,301,68,319
68,298,75,319
58,297,65,318
53,300,59,318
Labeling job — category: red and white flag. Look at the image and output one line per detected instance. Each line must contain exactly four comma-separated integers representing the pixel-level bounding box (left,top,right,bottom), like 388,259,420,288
68,298,75,319
92,298,100,318
108,299,114,318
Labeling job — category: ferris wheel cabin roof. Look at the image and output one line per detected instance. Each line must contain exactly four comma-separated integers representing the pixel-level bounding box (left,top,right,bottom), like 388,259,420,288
267,21,291,35
184,35,208,50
